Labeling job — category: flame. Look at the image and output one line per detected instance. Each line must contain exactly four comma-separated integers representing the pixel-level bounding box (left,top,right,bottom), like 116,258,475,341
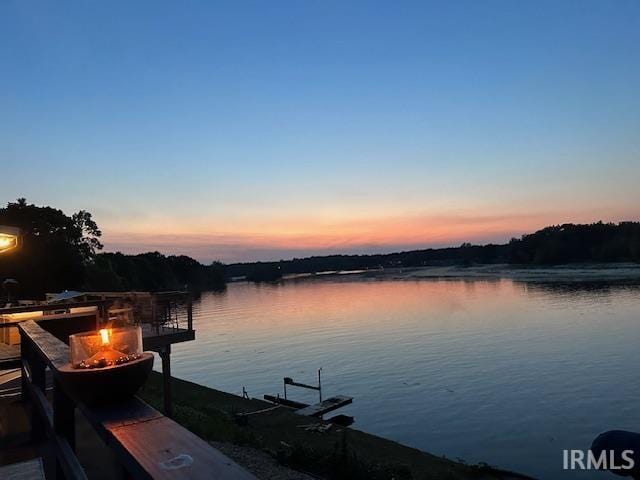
99,328,111,346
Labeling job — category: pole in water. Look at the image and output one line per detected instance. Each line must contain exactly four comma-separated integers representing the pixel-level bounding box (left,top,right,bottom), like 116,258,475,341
318,367,323,403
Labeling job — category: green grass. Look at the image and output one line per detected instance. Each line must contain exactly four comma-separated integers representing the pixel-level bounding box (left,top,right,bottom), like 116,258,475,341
139,372,530,480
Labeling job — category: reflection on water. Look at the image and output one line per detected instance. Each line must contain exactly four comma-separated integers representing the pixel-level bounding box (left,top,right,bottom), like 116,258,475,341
168,277,640,479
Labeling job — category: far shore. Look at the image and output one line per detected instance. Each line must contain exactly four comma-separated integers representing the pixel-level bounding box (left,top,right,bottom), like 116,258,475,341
276,262,640,284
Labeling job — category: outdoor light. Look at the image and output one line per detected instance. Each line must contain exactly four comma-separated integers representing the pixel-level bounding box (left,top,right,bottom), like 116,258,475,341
58,326,154,404
0,226,20,254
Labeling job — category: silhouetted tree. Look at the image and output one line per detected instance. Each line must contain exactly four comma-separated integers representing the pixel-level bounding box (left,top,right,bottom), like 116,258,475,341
0,198,103,298
84,252,226,292
245,262,283,282
228,222,640,277
0,199,226,298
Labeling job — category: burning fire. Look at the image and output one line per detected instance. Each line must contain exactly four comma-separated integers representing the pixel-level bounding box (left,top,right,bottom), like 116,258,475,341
99,328,111,346
75,327,140,369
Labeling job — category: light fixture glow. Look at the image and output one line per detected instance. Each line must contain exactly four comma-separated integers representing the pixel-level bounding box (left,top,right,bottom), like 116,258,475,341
0,226,20,254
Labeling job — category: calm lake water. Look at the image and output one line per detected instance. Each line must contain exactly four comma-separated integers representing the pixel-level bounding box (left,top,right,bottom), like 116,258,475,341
167,275,640,479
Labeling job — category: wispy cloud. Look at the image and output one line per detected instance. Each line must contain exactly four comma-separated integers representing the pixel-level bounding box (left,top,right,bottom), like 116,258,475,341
100,208,637,263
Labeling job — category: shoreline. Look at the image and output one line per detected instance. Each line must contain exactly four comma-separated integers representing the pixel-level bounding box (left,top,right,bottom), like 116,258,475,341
275,262,640,284
140,372,534,480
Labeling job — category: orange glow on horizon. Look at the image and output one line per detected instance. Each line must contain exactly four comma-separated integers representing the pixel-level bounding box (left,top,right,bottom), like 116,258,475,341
104,212,549,248
99,207,638,261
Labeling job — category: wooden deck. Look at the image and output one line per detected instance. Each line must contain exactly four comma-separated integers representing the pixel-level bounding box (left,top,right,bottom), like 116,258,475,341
0,458,45,480
1,320,195,365
139,323,195,351
16,320,256,480
0,368,24,401
0,342,20,369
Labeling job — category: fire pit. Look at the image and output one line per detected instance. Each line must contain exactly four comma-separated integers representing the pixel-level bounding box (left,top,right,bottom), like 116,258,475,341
58,326,153,404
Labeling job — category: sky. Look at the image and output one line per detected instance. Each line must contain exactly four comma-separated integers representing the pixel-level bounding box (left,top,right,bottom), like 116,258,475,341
1,1,639,263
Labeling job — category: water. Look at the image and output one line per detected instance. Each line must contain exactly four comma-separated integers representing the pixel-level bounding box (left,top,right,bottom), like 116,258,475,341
166,275,640,479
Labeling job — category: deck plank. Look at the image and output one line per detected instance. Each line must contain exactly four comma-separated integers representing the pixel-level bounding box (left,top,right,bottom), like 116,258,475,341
80,398,256,480
0,458,45,480
109,416,256,480
78,391,256,479
18,321,69,369
0,343,20,369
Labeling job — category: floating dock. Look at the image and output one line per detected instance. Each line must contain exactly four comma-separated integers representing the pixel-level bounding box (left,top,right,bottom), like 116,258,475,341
264,370,353,422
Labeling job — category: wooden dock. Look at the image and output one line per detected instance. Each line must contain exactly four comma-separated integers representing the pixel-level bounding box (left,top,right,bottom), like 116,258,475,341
295,395,353,417
264,371,353,419
264,394,353,417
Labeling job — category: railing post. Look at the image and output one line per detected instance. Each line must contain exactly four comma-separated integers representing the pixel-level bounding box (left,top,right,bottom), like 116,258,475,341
54,376,76,479
20,332,30,401
160,345,172,417
28,346,47,443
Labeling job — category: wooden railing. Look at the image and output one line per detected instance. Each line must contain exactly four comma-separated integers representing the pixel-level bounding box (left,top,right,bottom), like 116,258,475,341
19,320,256,480
1,300,111,316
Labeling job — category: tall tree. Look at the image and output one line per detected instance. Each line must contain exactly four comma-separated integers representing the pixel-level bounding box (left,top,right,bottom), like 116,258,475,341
0,198,103,298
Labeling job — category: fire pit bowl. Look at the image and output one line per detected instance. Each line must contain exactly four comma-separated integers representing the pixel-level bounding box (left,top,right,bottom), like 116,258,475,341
57,352,154,405
58,326,154,405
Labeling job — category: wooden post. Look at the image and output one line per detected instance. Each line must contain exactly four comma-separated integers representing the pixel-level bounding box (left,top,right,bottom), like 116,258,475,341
20,333,30,401
29,350,47,443
53,377,75,449
160,345,172,417
54,376,76,478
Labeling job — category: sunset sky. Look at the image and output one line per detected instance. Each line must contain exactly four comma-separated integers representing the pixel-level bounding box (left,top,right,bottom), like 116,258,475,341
2,1,639,262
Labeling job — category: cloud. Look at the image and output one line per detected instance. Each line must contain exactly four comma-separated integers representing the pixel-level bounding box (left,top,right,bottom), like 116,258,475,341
99,209,614,262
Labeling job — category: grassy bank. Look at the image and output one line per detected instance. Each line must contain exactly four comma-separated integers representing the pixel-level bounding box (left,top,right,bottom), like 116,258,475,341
139,372,531,480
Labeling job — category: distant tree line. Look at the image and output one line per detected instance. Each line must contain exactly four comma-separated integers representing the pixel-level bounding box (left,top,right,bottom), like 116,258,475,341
227,222,640,281
2,199,639,296
84,252,225,293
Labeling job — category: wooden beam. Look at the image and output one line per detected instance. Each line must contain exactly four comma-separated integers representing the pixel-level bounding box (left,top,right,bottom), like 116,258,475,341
159,346,172,417
1,300,112,315
19,320,69,369
79,398,256,480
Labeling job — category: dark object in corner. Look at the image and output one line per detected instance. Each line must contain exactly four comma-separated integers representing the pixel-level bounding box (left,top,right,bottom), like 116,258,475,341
591,430,640,478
